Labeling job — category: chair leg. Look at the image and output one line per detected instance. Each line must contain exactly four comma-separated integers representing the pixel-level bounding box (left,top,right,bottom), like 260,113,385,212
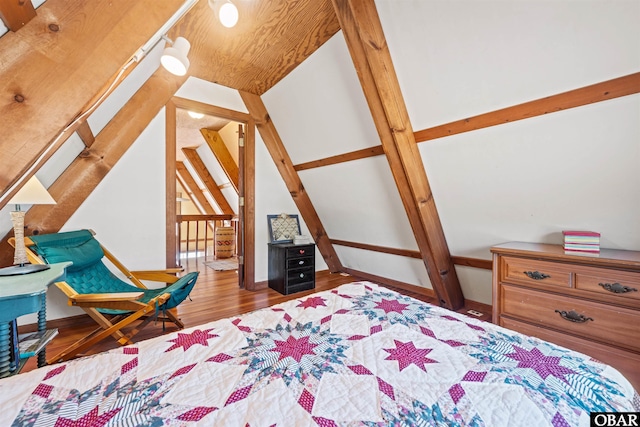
48,307,155,363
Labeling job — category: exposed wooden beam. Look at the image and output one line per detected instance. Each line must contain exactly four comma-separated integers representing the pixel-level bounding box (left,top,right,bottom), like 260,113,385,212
0,69,188,267
332,0,464,309
294,145,384,171
239,90,343,273
201,128,239,193
330,239,492,270
0,0,186,200
182,147,234,215
292,72,640,172
414,72,640,143
0,0,36,31
166,100,178,269
176,161,216,215
76,120,96,148
242,120,256,290
172,97,251,123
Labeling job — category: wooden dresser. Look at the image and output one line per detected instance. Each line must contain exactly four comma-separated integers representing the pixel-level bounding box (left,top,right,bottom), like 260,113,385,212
491,242,640,391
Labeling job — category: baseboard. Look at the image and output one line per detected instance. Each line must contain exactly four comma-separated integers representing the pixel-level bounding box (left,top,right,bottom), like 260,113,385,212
17,313,94,335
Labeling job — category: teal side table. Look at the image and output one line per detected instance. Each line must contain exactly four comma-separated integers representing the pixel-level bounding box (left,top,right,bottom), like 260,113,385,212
0,262,71,377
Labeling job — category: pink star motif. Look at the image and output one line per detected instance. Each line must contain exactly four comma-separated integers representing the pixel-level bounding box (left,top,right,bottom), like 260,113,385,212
506,346,576,381
384,340,437,372
54,406,121,426
297,296,327,309
272,335,318,363
165,328,219,352
374,298,409,314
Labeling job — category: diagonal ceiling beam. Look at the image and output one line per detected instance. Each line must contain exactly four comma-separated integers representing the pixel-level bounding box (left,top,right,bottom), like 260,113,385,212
176,161,216,214
201,128,239,194
239,90,343,273
0,0,36,31
331,0,464,309
182,147,234,215
0,69,187,267
0,0,186,201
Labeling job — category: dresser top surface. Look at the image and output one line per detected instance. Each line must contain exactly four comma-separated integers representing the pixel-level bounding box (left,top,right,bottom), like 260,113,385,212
491,242,640,269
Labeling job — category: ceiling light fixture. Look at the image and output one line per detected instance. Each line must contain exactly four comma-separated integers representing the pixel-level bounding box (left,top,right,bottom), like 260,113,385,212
188,111,205,119
161,36,191,76
209,0,239,28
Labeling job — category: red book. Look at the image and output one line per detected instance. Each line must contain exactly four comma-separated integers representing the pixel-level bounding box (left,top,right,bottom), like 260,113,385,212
562,230,600,237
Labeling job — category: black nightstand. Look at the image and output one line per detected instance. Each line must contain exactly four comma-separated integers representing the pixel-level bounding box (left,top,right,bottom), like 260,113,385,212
268,243,315,295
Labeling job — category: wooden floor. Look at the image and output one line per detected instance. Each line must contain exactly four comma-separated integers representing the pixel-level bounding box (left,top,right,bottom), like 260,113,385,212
21,257,490,373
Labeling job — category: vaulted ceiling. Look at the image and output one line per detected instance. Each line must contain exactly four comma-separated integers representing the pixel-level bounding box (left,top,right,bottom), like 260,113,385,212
0,0,339,204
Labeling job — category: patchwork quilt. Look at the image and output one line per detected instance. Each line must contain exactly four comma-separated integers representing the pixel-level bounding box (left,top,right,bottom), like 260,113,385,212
0,281,637,426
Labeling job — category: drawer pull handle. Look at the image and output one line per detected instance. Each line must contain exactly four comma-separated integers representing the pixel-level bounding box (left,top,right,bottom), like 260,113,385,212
554,309,593,323
599,282,638,294
299,249,305,255
298,260,305,265
524,271,550,280
299,273,305,278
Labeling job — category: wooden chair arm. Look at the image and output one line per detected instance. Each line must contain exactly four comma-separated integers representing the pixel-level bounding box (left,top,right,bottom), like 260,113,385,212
129,271,182,283
72,292,144,302
68,292,147,311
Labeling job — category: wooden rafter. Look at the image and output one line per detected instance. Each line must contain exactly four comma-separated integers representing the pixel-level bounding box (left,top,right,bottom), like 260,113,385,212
201,128,239,193
0,0,186,200
176,161,216,214
76,120,96,148
181,147,234,215
331,0,464,309
293,72,640,172
0,69,187,267
0,0,36,32
239,91,343,273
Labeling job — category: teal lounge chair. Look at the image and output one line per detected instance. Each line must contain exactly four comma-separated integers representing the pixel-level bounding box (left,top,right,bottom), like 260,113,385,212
16,229,198,363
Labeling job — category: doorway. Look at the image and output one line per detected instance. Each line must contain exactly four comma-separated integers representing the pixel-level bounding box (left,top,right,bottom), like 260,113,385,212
165,97,255,289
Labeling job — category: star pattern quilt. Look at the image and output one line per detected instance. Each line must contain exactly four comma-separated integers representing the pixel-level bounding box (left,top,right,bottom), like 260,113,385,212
0,281,637,426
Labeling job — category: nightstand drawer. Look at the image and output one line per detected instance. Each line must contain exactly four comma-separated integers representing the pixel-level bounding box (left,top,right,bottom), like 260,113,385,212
286,245,312,258
575,267,640,305
501,284,640,353
287,268,314,286
501,257,572,289
287,256,314,269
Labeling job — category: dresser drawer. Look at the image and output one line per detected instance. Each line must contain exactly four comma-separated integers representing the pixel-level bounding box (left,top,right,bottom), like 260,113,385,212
499,317,640,392
500,256,572,289
501,284,640,353
574,267,640,305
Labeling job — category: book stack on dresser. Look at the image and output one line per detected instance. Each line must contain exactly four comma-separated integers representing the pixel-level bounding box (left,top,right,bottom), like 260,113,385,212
562,230,600,253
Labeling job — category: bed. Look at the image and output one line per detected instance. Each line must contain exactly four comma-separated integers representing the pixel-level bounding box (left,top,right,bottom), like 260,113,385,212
0,281,637,426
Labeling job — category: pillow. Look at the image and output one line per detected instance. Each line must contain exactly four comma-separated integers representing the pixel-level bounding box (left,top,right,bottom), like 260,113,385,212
37,237,104,272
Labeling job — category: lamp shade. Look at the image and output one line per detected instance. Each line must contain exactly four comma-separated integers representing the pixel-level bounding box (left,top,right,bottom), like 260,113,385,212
8,176,56,206
161,37,191,76
209,0,238,28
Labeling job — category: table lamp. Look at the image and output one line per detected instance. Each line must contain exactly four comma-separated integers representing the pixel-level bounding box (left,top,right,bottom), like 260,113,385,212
0,176,56,276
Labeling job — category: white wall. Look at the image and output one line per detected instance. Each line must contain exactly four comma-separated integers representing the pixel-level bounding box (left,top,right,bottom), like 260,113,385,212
260,0,640,304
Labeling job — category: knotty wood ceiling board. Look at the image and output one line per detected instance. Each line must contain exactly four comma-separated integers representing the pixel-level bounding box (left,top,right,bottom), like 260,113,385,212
174,0,340,95
0,0,186,198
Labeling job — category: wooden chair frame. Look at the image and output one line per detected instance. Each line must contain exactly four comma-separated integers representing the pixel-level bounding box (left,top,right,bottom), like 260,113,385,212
10,232,193,364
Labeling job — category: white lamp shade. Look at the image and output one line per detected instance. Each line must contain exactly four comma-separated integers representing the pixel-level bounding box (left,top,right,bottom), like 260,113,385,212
209,0,238,28
161,36,191,76
8,176,56,206
188,111,205,119
219,2,238,27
